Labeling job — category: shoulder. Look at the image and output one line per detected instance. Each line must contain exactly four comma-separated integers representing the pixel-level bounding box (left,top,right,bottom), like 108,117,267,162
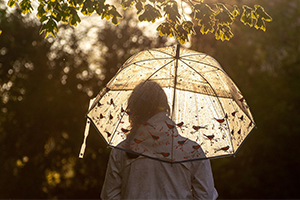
190,158,212,172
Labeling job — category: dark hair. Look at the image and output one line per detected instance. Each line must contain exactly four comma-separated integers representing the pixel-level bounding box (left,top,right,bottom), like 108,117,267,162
125,81,170,159
127,80,170,129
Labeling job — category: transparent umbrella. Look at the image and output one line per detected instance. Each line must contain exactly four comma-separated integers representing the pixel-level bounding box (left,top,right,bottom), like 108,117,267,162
79,45,255,163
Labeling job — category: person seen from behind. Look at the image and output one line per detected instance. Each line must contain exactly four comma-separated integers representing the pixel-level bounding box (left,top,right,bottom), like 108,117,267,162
101,80,218,199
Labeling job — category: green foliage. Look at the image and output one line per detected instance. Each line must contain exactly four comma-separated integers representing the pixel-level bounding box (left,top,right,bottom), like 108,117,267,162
6,0,272,43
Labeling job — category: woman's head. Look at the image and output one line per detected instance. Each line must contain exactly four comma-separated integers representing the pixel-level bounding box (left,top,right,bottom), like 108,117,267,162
127,80,170,127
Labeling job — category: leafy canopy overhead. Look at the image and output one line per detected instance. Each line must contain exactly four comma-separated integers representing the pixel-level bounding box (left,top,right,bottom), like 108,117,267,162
6,0,272,43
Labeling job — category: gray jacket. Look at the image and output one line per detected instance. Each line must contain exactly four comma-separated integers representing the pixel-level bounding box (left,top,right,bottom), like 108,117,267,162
101,112,218,199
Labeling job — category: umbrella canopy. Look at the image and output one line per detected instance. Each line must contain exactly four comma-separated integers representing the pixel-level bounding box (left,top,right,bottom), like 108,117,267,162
81,45,255,163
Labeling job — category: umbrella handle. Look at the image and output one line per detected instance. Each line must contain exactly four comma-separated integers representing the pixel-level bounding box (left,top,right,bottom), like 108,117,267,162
79,98,96,158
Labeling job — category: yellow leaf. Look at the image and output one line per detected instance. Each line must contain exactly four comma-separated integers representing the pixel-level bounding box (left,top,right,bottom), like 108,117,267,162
254,18,266,31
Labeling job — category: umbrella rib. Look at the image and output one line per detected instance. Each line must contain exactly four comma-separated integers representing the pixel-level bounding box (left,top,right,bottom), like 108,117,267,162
114,57,174,82
142,60,175,82
108,112,126,146
181,57,224,72
132,58,173,72
131,57,174,66
180,59,219,87
180,53,208,59
113,56,173,81
147,48,176,58
114,46,176,79
109,59,174,92
216,74,244,153
180,59,233,142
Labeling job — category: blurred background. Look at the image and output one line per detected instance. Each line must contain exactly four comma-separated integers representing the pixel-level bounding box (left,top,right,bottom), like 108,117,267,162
0,0,299,199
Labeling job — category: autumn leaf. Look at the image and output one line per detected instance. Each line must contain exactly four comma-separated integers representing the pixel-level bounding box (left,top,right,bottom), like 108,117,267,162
176,23,189,44
215,24,234,41
156,22,174,37
107,5,122,25
232,5,240,17
199,18,214,34
7,0,18,8
95,0,107,16
37,3,46,18
69,8,81,26
215,3,234,25
163,1,180,23
252,5,272,31
121,0,135,9
138,4,161,23
240,5,253,27
194,3,215,21
6,0,272,43
39,16,58,38
81,0,95,16
19,0,33,14
193,3,215,34
135,1,143,14
182,21,196,35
